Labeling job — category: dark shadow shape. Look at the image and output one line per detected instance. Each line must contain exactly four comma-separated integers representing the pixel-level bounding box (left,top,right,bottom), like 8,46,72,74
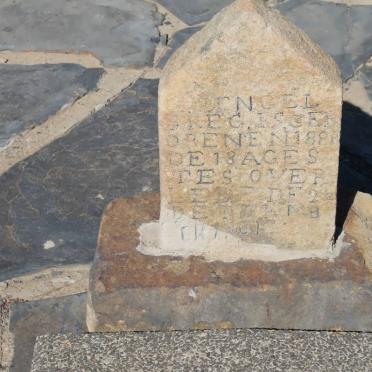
335,101,372,240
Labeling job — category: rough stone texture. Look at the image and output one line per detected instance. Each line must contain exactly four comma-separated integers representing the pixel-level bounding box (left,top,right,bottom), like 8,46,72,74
9,294,86,372
0,0,163,67
0,79,159,281
323,0,372,4
157,27,202,68
277,0,372,80
0,63,103,149
32,329,372,372
0,298,12,371
344,192,372,272
88,193,372,332
153,0,342,260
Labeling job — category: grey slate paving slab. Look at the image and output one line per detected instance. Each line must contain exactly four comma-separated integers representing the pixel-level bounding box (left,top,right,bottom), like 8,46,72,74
278,0,349,75
277,0,372,80
0,298,11,371
0,79,159,281
156,0,234,25
31,329,372,372
0,64,103,149
0,0,163,67
9,294,86,372
358,62,372,103
348,7,372,75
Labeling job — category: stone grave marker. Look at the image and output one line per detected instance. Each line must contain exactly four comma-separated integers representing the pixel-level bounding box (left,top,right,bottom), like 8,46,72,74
87,0,372,332
138,0,342,262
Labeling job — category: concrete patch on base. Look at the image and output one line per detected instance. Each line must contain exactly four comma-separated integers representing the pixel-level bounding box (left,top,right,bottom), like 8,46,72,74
87,193,372,332
137,207,343,262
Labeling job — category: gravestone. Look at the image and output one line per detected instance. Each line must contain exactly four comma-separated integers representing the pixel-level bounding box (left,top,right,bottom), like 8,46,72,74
138,0,342,262
87,0,372,332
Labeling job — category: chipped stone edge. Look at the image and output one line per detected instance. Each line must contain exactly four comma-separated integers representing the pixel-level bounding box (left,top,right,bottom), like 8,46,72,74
86,290,98,332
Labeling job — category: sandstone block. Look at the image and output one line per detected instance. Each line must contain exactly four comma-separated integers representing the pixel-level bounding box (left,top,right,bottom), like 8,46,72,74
140,0,342,262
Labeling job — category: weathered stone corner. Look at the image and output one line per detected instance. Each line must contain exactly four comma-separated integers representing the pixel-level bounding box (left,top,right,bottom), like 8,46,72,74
344,192,372,273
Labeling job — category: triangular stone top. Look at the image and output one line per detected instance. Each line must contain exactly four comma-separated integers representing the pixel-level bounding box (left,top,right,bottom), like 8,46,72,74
161,0,340,88
141,0,343,262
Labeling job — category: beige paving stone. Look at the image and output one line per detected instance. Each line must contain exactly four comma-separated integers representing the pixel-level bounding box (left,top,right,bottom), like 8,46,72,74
0,264,90,302
139,0,342,262
0,51,102,68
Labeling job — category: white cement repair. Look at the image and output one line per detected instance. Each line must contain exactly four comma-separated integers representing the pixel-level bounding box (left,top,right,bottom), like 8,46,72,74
136,207,344,263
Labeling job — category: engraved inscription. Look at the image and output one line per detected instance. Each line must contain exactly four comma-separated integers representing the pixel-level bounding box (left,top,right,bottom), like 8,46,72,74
163,94,339,243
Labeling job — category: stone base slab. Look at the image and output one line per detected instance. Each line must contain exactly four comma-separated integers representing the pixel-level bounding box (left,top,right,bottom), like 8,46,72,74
32,329,372,371
87,193,372,332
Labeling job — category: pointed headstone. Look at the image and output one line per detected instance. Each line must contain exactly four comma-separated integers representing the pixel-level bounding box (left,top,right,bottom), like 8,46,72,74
140,0,342,261
87,1,371,333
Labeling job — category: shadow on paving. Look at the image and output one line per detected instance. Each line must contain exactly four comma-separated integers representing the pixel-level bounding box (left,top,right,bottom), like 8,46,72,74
335,102,372,239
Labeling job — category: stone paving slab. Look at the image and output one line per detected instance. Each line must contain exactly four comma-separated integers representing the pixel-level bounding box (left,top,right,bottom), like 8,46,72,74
348,7,372,72
0,64,103,149
0,0,163,67
358,61,372,104
31,329,372,372
9,294,86,372
0,79,159,281
156,0,234,25
277,0,372,80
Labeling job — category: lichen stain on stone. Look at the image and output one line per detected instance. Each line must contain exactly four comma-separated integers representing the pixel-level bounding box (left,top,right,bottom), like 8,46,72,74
94,280,106,293
165,260,191,275
192,320,235,330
